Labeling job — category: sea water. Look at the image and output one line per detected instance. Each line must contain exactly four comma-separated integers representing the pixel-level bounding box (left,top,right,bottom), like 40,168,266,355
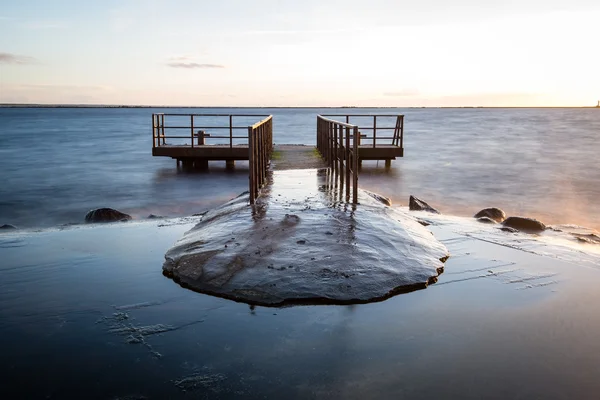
1,107,599,230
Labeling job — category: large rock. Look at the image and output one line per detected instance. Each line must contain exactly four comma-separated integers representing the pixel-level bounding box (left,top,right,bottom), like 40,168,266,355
474,208,506,223
163,171,448,306
502,216,546,232
409,195,440,214
85,208,132,223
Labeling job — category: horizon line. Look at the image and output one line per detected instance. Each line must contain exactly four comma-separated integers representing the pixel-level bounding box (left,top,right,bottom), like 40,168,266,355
1,103,599,109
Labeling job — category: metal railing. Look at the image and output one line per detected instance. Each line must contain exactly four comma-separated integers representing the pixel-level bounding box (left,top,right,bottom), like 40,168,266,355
152,113,271,148
321,114,404,149
316,115,359,204
248,116,273,204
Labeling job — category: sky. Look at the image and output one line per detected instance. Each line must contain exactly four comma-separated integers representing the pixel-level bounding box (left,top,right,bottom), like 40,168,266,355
0,0,599,107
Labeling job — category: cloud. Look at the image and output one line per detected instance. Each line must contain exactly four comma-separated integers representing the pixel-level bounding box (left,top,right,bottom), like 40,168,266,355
0,52,39,65
166,59,225,69
383,89,420,97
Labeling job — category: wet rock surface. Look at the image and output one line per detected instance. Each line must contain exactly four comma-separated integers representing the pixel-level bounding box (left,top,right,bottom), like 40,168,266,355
409,195,440,214
474,208,506,223
477,217,497,224
502,216,546,232
163,170,448,306
364,190,392,206
85,208,132,223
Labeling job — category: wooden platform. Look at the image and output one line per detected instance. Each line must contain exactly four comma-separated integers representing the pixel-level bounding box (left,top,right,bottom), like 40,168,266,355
152,144,403,162
152,145,250,160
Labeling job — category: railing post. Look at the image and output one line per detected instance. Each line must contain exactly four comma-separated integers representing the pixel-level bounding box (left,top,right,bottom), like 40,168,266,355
400,115,404,149
229,115,233,149
353,126,359,204
152,114,156,148
248,126,255,204
373,115,377,148
345,126,350,202
191,115,195,147
161,115,165,145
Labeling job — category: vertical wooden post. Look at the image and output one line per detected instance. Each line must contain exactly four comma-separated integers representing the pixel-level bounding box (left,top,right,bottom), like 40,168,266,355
373,115,377,148
248,126,254,204
400,115,404,150
161,115,165,145
229,115,233,149
353,126,359,204
338,125,344,193
345,126,350,202
152,114,156,148
190,115,195,148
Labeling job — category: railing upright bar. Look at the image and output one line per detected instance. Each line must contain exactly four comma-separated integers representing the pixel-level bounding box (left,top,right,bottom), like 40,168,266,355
161,115,165,145
152,114,156,148
373,115,377,148
352,126,359,203
248,126,255,204
229,115,233,149
400,116,404,149
345,126,351,201
190,115,194,147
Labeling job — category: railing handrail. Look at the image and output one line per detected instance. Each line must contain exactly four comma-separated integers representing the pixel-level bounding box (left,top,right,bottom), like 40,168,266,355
250,115,273,130
321,114,405,117
151,113,271,149
152,113,270,117
317,115,358,129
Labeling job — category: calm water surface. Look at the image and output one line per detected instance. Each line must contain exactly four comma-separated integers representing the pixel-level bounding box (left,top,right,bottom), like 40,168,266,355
1,107,599,229
1,220,600,399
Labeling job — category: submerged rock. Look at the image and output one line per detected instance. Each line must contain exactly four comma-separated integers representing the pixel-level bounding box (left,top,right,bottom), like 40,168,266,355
0,224,17,230
502,216,546,232
147,214,165,219
477,217,497,224
363,190,392,206
409,196,440,214
85,208,132,223
163,182,448,306
474,208,506,223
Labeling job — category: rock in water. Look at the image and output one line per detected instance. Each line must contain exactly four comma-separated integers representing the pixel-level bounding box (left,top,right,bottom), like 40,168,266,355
363,190,392,206
474,208,506,223
163,187,449,306
409,196,440,214
85,208,132,223
502,216,546,232
477,217,497,224
0,224,17,230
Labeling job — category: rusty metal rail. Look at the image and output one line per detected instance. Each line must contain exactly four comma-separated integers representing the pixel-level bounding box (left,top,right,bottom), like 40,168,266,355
316,115,359,204
248,116,273,204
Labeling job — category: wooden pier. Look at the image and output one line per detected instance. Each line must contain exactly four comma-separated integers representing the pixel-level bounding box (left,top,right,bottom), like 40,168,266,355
152,113,271,168
151,113,405,203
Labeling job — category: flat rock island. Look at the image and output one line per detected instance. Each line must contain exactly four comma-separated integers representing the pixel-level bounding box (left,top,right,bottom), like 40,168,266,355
163,169,449,306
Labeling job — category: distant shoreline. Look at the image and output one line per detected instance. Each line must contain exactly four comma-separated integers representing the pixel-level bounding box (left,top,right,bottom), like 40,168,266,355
0,104,598,109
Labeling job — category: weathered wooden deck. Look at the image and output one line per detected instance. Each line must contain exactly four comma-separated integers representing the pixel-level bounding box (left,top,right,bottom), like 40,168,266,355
152,144,250,160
